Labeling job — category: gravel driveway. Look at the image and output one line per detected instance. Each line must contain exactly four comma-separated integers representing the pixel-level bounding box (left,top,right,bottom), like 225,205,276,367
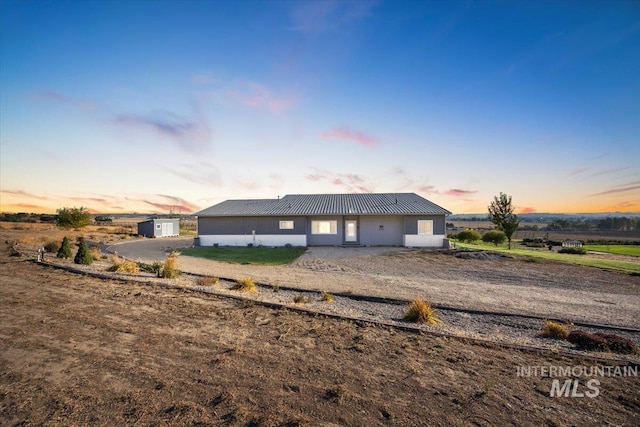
110,241,640,329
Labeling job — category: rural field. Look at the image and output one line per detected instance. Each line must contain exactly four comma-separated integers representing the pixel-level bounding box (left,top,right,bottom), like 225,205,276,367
1,222,640,426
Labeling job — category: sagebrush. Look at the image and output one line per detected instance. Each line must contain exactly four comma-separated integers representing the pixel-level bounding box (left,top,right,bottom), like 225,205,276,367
539,320,570,339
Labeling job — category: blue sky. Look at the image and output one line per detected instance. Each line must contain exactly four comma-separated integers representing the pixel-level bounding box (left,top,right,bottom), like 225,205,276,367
1,0,638,214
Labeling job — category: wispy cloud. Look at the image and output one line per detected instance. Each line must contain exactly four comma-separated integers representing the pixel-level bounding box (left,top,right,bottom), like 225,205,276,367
588,166,631,178
112,105,212,153
305,168,373,192
68,197,109,204
444,189,477,196
122,194,199,213
590,184,640,197
320,125,378,147
226,81,296,113
7,203,46,210
290,0,379,33
165,162,222,187
30,90,96,110
0,189,51,200
154,194,200,212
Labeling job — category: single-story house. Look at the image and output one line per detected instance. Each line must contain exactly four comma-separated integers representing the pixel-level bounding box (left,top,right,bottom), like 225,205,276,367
137,218,180,238
195,193,451,247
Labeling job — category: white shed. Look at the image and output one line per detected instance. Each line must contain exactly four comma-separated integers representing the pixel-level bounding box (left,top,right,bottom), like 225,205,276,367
137,218,180,238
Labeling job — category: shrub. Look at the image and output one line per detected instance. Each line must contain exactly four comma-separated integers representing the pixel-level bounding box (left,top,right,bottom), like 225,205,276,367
321,292,334,302
57,237,72,258
403,298,441,325
196,276,219,287
140,260,164,277
162,252,180,279
74,238,93,265
558,247,586,255
482,230,506,246
456,229,481,243
89,245,104,260
107,255,140,274
44,241,60,253
7,240,20,257
284,243,292,248
232,277,257,293
56,207,91,229
293,294,310,304
539,320,570,340
247,243,254,248
593,332,637,355
567,330,609,351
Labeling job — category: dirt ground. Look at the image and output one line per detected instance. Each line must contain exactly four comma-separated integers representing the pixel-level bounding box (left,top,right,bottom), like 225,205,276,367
1,225,640,426
1,258,640,426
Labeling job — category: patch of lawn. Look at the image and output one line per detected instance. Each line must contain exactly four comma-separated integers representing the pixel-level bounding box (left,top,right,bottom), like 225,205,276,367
180,246,306,265
584,245,640,257
455,242,640,274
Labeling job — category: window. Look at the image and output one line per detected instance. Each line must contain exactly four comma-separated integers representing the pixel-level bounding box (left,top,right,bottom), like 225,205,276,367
279,220,294,230
311,220,337,234
417,220,433,235
156,224,162,229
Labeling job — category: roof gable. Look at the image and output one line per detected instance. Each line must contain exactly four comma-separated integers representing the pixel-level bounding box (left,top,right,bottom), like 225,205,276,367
196,193,451,216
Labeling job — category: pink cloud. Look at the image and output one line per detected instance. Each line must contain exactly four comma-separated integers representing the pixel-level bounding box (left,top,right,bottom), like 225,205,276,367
518,207,536,214
444,189,477,196
227,82,296,113
320,125,378,147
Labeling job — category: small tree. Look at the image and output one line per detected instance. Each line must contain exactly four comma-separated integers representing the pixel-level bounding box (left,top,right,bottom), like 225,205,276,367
482,230,507,246
456,229,481,243
57,236,72,258
74,238,93,265
488,193,520,249
56,207,92,229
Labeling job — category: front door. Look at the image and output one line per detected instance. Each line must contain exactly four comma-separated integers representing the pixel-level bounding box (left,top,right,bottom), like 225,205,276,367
345,220,358,243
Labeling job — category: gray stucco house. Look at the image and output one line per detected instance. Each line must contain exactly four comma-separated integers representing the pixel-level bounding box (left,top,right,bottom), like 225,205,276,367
195,193,451,247
137,218,180,238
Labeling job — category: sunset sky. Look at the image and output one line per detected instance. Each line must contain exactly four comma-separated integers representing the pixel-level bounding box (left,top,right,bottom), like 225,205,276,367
1,0,638,215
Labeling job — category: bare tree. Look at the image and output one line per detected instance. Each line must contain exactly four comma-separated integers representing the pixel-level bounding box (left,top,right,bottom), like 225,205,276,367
488,193,520,249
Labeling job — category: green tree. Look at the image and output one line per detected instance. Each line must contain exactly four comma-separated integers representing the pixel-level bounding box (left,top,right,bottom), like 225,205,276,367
74,238,93,265
482,230,507,246
56,207,91,229
488,193,520,249
56,236,72,258
456,229,481,243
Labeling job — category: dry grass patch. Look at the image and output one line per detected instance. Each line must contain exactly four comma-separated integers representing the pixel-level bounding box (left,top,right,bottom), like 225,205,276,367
321,292,334,303
232,277,257,293
538,320,570,340
293,294,310,304
196,276,220,287
107,255,140,274
162,251,180,279
403,298,441,325
90,246,105,260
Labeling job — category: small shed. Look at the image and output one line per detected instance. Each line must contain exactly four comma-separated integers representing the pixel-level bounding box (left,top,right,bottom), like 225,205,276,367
137,218,180,238
562,240,583,248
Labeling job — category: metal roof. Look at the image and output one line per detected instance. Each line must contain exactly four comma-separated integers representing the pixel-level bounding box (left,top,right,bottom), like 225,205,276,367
195,193,451,216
